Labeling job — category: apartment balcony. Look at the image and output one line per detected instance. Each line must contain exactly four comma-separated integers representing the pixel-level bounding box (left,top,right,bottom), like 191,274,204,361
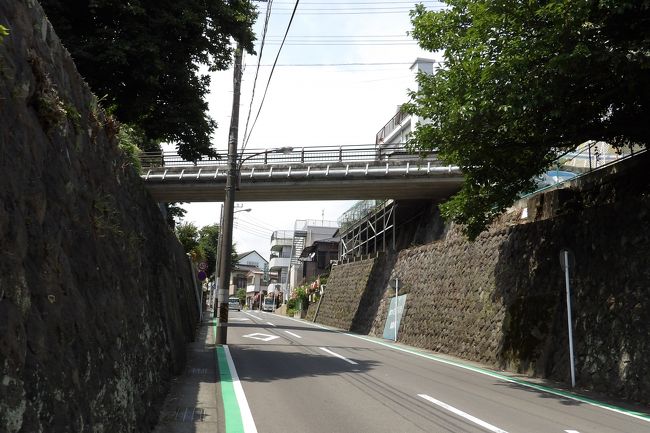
271,230,293,250
269,256,291,271
246,284,258,293
376,108,410,145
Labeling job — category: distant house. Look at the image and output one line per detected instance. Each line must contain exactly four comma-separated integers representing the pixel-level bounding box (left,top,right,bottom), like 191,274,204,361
299,237,339,282
229,251,268,297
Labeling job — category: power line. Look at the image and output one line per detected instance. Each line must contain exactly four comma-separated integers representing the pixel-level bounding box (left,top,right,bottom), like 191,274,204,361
263,41,416,45
242,0,274,155
273,0,443,4
246,61,440,67
242,0,301,151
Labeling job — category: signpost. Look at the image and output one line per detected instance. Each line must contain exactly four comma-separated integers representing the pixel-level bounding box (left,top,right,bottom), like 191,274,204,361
384,278,406,341
559,248,576,388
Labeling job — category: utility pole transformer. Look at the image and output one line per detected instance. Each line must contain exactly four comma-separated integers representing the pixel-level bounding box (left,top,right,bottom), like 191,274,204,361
216,45,243,344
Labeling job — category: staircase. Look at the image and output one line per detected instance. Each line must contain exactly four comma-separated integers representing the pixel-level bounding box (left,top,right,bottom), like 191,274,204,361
290,230,307,266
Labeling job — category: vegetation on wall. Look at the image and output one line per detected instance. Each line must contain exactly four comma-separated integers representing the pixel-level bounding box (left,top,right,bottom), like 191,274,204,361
40,0,257,161
405,0,649,239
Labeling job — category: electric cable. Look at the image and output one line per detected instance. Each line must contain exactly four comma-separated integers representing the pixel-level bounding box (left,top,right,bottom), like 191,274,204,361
242,0,274,154
242,0,300,152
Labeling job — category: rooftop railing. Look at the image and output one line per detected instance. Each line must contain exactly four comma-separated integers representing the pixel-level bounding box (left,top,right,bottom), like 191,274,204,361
376,108,409,145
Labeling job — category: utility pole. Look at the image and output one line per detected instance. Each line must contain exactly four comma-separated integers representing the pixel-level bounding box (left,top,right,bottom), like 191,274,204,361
216,44,243,344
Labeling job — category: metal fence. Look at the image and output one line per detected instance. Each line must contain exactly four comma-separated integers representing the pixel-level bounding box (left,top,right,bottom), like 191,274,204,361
140,144,418,169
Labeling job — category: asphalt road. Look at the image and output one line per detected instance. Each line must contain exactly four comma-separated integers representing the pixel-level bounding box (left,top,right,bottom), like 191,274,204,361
225,310,650,433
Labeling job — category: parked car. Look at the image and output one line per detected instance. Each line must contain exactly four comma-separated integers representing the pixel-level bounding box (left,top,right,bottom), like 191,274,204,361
262,297,275,312
228,297,241,311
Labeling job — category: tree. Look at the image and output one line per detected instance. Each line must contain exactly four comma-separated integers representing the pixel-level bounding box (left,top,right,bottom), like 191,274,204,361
175,221,199,257
40,0,257,160
236,288,246,305
165,203,187,228
197,224,220,279
405,0,649,239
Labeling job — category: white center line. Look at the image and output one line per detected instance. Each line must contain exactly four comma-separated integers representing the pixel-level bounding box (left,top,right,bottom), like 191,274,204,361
319,347,358,365
565,430,580,433
418,394,509,433
285,330,302,339
266,322,275,327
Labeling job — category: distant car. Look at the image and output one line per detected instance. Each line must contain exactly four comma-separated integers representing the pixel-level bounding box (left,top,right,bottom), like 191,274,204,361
262,297,275,312
228,298,241,311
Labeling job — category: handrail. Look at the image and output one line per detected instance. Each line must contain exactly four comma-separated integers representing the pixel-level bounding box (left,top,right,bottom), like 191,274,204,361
524,141,646,196
140,143,435,169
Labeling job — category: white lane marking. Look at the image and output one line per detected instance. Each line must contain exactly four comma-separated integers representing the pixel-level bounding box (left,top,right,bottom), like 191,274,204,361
243,311,259,320
344,334,650,425
418,394,509,433
266,322,275,327
565,430,580,433
242,333,279,342
223,345,258,433
320,347,358,365
230,318,251,322
249,313,650,425
284,330,302,339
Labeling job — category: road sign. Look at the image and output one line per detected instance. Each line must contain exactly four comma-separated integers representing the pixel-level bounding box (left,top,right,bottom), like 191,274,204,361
198,261,208,271
197,270,207,281
559,248,575,272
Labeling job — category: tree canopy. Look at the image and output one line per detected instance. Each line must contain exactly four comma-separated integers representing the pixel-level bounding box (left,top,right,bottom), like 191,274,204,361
405,0,649,239
41,0,257,160
175,222,237,281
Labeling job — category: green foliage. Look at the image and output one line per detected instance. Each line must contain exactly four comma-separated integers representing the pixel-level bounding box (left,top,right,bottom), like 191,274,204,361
293,285,310,311
40,0,257,161
406,0,650,239
0,24,8,42
236,288,246,305
165,203,187,228
197,224,220,280
116,123,143,173
175,222,200,256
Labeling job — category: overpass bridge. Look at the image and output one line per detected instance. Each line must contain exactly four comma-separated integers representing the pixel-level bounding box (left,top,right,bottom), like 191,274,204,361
140,144,464,202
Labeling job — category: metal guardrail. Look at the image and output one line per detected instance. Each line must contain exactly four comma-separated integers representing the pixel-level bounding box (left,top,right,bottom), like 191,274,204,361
139,144,433,169
526,141,646,195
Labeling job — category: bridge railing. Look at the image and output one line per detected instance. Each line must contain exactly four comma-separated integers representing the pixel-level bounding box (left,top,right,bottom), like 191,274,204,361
140,144,437,169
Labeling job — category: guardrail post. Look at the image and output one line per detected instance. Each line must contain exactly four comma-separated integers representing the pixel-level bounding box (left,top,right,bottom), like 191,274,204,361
339,146,343,162
264,151,268,164
301,148,305,163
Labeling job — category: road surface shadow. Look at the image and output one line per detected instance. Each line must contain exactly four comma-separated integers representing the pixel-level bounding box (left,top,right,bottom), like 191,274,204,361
229,344,379,383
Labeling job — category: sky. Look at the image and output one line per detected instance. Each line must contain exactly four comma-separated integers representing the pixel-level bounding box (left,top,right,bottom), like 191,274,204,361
176,0,444,259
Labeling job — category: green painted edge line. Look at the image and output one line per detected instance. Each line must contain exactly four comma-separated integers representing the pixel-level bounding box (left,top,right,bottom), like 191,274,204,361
214,320,245,433
346,333,650,423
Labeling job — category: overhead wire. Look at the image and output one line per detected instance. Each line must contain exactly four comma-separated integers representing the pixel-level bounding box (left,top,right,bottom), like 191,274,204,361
242,0,301,152
242,0,274,155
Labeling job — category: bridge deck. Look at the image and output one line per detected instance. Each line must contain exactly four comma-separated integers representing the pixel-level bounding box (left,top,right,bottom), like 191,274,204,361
140,146,464,202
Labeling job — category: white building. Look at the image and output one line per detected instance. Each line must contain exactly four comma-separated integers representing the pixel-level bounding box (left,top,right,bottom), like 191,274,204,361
375,58,435,154
287,219,339,295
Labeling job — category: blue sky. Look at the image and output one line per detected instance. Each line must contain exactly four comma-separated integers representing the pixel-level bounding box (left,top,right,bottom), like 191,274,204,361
178,1,442,259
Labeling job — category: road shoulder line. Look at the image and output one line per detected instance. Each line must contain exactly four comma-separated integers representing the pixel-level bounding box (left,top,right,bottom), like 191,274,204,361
276,314,650,423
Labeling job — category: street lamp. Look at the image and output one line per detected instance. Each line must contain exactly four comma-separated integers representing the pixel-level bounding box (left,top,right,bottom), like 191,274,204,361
236,146,294,190
215,145,295,344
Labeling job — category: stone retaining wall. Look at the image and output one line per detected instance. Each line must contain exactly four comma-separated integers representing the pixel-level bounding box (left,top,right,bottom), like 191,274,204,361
323,154,650,405
0,2,200,432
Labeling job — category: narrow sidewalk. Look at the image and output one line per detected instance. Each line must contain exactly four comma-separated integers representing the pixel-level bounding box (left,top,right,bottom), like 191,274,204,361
154,310,224,433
